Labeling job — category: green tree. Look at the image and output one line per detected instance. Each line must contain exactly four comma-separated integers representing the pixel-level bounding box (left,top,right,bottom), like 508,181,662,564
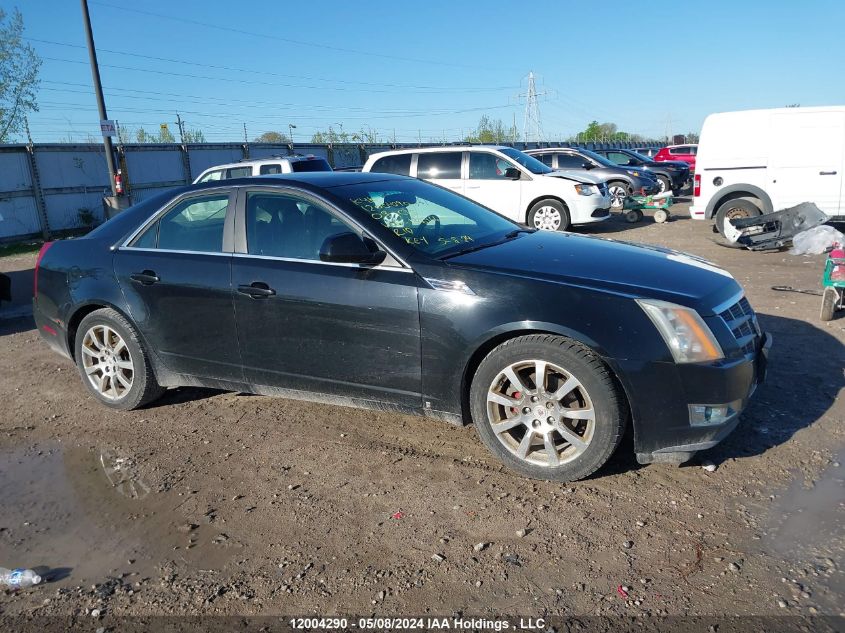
135,127,149,143
463,115,518,143
311,126,350,143
0,8,41,143
158,126,175,143
254,131,290,144
184,128,206,143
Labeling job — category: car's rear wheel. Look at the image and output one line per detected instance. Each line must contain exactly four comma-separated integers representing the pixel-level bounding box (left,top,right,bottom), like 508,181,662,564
607,182,629,210
470,334,626,481
655,175,671,194
75,308,165,410
527,199,570,232
714,198,762,237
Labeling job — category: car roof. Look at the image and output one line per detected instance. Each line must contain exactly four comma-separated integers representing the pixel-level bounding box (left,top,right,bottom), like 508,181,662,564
663,144,697,149
197,155,328,172
525,148,580,153
370,145,510,157
191,171,409,190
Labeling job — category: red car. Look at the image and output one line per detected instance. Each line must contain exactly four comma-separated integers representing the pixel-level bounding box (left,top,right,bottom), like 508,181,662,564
654,144,697,173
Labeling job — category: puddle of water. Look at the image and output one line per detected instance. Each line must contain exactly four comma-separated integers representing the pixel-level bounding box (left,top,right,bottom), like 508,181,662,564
760,449,845,612
0,443,230,588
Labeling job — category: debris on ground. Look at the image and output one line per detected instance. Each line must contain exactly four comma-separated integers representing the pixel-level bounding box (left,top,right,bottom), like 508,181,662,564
791,224,845,256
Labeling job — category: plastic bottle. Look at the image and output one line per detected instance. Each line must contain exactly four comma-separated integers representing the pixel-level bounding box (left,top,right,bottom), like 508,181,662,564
0,567,42,589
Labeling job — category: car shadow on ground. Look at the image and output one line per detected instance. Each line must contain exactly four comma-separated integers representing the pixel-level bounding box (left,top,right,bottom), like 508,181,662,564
584,212,691,236
0,315,34,337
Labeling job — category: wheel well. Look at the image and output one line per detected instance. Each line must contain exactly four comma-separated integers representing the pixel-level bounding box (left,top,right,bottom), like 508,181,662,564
66,303,113,360
607,180,630,192
458,329,632,427
525,195,568,224
713,191,763,214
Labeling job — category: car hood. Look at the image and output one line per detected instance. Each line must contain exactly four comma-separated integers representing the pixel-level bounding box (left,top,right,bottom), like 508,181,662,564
544,170,604,185
447,230,740,313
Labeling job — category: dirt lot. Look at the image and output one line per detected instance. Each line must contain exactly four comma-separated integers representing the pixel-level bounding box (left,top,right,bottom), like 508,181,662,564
0,201,843,622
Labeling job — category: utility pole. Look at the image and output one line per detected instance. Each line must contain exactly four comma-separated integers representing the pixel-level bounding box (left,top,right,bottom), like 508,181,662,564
176,113,186,143
80,0,117,196
243,123,248,144
517,71,547,143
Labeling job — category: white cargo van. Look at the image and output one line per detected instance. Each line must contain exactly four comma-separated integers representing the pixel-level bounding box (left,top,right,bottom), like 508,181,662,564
690,106,845,234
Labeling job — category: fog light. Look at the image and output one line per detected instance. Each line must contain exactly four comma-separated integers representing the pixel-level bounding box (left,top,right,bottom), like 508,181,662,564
688,400,742,427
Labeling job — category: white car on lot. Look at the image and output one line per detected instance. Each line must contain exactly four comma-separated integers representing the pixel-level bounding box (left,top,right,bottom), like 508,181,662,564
691,106,845,234
193,155,332,184
362,146,611,231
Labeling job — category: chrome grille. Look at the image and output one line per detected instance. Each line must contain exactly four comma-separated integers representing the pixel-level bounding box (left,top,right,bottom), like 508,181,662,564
718,296,760,356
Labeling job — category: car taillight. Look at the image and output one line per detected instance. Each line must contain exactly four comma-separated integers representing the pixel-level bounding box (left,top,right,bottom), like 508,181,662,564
34,241,54,297
693,174,701,197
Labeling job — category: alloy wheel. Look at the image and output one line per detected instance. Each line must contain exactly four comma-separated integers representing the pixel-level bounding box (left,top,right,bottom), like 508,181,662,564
486,359,595,467
657,178,667,193
608,185,627,209
81,325,134,401
532,206,562,231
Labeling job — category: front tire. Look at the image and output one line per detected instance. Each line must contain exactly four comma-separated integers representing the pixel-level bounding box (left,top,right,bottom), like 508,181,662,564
607,181,629,210
74,308,165,410
470,334,626,481
655,175,671,194
714,198,762,237
527,199,570,232
820,288,839,321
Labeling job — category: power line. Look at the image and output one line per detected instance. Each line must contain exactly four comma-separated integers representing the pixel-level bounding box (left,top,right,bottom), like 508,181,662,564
88,0,522,72
27,37,516,93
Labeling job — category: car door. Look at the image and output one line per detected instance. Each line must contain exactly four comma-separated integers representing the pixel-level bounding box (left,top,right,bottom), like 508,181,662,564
769,111,845,215
114,189,243,381
230,187,422,407
464,151,522,220
415,151,464,196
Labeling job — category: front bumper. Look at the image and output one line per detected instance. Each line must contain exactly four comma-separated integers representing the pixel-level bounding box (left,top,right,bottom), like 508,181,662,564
571,195,612,224
616,332,771,464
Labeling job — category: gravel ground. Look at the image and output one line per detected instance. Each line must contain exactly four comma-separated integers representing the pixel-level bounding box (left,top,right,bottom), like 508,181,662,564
0,202,843,621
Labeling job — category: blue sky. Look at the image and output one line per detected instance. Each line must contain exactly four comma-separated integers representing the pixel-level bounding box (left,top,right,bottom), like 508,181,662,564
10,0,845,143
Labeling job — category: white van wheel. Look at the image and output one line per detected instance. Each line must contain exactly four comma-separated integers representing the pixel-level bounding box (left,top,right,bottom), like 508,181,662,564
528,200,570,232
715,198,762,237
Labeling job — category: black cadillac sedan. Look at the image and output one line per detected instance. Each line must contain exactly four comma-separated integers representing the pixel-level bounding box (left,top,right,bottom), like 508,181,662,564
34,172,769,481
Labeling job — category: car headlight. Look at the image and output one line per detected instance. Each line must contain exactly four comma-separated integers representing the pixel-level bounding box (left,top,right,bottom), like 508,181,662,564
574,184,596,196
637,299,724,363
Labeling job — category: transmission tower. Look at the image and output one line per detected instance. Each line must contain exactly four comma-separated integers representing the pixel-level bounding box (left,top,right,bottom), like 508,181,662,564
518,71,546,143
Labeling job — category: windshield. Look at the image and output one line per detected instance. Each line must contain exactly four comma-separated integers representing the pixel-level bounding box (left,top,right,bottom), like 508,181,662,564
332,178,522,257
497,148,553,175
291,158,333,172
579,148,617,168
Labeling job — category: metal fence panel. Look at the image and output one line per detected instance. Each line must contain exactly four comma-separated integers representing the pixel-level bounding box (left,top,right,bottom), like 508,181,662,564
0,195,40,239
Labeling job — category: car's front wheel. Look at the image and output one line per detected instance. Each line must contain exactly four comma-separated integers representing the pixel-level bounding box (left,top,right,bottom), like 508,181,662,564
74,308,165,410
655,175,671,194
607,182,629,210
470,334,626,481
527,199,570,232
714,198,762,237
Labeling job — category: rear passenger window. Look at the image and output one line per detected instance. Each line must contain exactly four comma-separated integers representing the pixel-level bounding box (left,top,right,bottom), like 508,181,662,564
417,152,462,179
132,194,229,253
259,164,282,175
371,154,412,176
226,167,252,179
556,153,585,168
536,154,554,167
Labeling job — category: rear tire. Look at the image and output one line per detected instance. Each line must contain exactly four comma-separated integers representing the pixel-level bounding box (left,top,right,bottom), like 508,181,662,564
74,308,165,410
656,175,671,194
527,199,571,232
470,334,626,482
715,198,762,237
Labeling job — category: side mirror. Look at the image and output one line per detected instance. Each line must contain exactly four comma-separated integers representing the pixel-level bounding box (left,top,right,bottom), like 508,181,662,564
504,167,521,180
582,162,594,170
320,232,386,265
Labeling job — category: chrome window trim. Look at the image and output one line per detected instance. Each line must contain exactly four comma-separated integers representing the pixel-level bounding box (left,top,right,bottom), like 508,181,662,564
231,252,413,273
116,247,233,257
120,187,236,249
236,184,412,270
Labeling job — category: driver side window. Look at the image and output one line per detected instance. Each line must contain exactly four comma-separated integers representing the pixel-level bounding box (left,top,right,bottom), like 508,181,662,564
468,153,514,180
607,152,633,166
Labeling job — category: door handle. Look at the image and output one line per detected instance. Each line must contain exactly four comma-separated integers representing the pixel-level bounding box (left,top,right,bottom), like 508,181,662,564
237,282,276,298
820,170,838,175
466,185,481,189
129,270,159,285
